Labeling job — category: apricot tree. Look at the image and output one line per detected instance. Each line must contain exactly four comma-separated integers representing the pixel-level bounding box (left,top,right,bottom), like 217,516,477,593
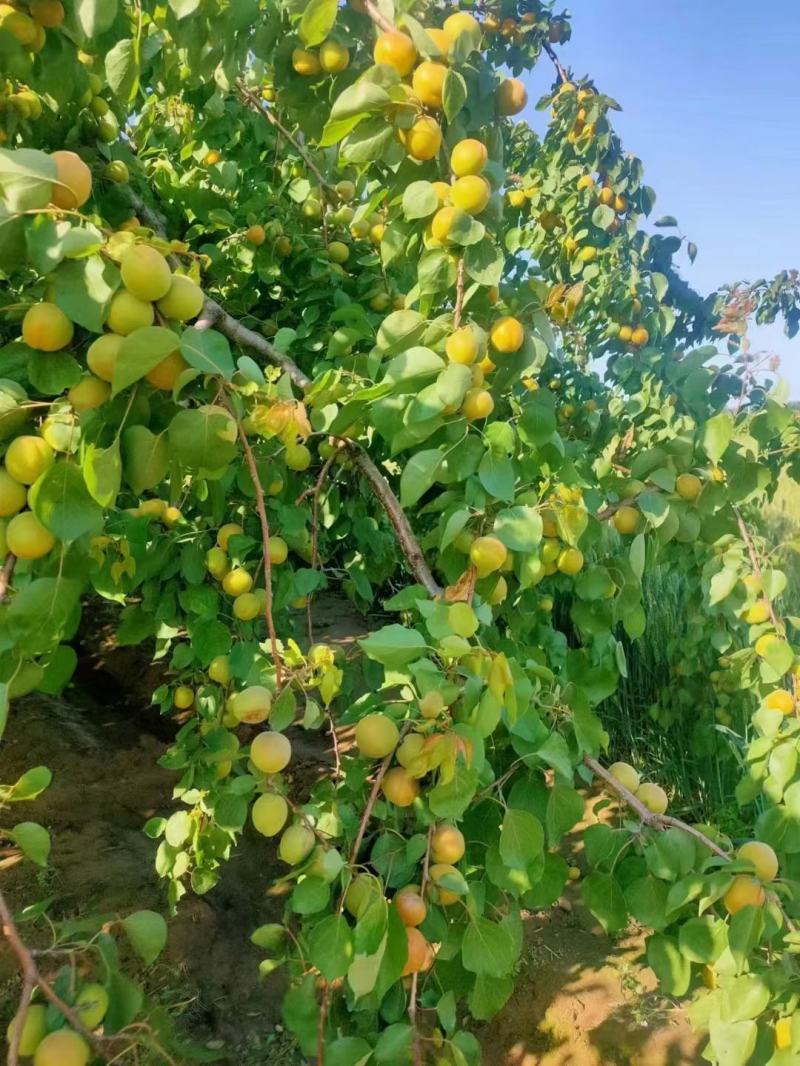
0,0,799,1063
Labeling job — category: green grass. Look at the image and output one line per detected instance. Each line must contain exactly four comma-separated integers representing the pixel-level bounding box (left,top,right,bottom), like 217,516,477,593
600,478,800,834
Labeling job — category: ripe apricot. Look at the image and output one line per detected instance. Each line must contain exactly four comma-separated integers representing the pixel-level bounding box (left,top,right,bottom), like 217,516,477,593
756,634,780,658
229,685,272,723
507,189,526,208
252,792,289,836
319,39,349,73
50,150,92,209
612,505,639,535
744,600,770,625
431,824,465,864
292,48,320,76
30,0,65,26
5,1003,46,1056
451,174,490,214
382,766,419,806
431,180,451,203
618,324,633,343
412,60,447,110
269,536,288,564
6,436,53,484
374,31,417,75
490,316,524,353
233,591,261,620
461,387,493,420
496,78,527,116
7,511,56,559
766,689,795,715
394,887,427,927
279,823,316,864
68,375,110,411
355,712,399,758
446,326,479,365
557,546,583,575
206,547,229,578
121,245,172,302
156,275,205,321
222,567,253,596
401,927,434,975
106,291,155,335
406,116,442,161
22,302,73,351
0,470,27,517
217,522,243,550
87,333,122,382
431,205,468,243
737,841,779,882
608,761,640,793
577,174,595,190
246,224,265,245
251,731,292,774
636,782,668,814
631,326,649,347
33,1029,89,1066
146,350,189,390
675,473,702,502
598,187,615,206
429,862,462,904
775,1017,793,1051
723,874,765,914
451,138,487,177
443,11,480,41
470,535,507,575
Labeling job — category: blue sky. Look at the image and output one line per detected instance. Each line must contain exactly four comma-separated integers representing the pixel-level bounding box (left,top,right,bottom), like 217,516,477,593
520,0,800,396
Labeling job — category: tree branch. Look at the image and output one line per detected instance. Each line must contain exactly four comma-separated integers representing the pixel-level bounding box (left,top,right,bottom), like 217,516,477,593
409,824,433,1066
348,448,443,597
542,38,569,84
453,258,465,331
0,552,16,602
363,0,395,33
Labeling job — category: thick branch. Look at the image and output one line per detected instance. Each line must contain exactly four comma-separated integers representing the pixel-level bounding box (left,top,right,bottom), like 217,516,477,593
349,449,443,597
198,298,312,389
363,0,395,33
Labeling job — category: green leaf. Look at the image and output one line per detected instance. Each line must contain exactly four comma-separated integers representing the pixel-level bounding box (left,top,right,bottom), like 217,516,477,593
180,327,235,379
122,426,169,494
10,821,50,867
591,204,615,230
299,0,338,46
308,915,353,980
624,876,670,931
291,877,330,915
708,1019,757,1066
30,462,103,542
325,1037,372,1066
165,810,192,847
330,81,390,121
54,255,119,333
581,872,627,934
375,1022,413,1064
28,350,82,395
168,0,200,16
678,916,727,964
75,0,118,35
468,973,514,1021
8,578,81,655
442,68,467,122
83,440,122,508
0,149,56,212
105,37,140,102
113,327,180,396
645,934,691,995
478,451,514,503
402,180,439,221
122,910,167,964
168,405,238,471
9,766,52,801
703,410,733,463
400,449,442,507
359,625,428,667
500,808,544,869
545,785,583,844
464,238,504,287
644,827,696,882
461,917,516,977
282,976,319,1057
493,506,542,552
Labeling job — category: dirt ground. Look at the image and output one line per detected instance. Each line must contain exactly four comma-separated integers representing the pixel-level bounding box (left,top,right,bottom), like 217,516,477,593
0,608,701,1065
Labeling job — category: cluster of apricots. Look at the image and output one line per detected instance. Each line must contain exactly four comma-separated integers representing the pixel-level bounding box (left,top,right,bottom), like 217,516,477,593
5,975,109,1065
204,521,288,622
0,0,64,57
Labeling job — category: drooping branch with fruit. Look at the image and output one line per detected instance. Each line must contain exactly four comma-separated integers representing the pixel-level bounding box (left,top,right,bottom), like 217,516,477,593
0,0,798,1064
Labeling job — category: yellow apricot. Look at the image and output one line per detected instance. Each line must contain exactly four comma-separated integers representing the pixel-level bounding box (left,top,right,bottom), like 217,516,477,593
631,326,649,347
675,473,702,502
208,655,230,684
451,174,491,214
5,1003,46,1056
737,841,779,882
269,536,288,564
0,470,27,517
723,874,765,914
30,0,65,27
68,375,110,412
218,522,243,550
252,792,289,836
292,48,320,76
87,333,122,382
450,138,487,177
382,766,419,806
608,761,640,793
251,731,292,774
233,592,261,621
373,31,417,75
222,567,253,596
394,887,427,927
557,546,584,574
446,326,479,365
766,689,795,715
461,387,493,420
206,547,229,578
775,1017,793,1051
7,511,56,559
146,349,189,390
612,505,639,535
431,205,468,243
33,1029,89,1066
636,782,668,814
431,823,465,864
406,115,442,161
279,823,316,864
507,189,526,208
319,39,349,73
429,862,462,905
156,275,205,321
442,11,480,41
173,685,194,709
106,291,154,335
50,150,92,209
496,77,527,116
22,302,73,351
431,180,451,203
470,535,507,575
412,60,447,110
120,245,172,301
401,926,434,975
489,316,524,353
355,713,399,758
5,436,53,484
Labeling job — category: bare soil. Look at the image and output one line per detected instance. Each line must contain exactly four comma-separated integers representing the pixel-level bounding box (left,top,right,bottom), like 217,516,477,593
0,601,701,1065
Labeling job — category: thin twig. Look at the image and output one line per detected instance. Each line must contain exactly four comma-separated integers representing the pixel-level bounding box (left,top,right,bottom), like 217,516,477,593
317,983,330,1066
363,0,395,33
542,38,569,83
453,258,465,330
222,396,284,688
0,553,16,602
409,825,433,1066
0,889,110,1060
